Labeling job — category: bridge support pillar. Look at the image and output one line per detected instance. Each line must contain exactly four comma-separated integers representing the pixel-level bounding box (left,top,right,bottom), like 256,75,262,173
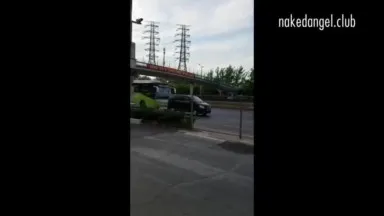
130,75,134,101
130,71,138,102
130,41,136,103
190,83,194,128
130,42,136,67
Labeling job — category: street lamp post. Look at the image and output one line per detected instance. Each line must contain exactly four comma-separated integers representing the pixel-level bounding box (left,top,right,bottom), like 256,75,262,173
130,18,143,64
130,17,143,101
198,64,204,96
198,64,204,77
132,18,143,25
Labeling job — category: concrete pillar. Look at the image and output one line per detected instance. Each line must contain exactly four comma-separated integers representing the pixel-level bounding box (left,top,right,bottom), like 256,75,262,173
130,42,136,104
190,83,194,128
130,75,134,103
131,42,136,68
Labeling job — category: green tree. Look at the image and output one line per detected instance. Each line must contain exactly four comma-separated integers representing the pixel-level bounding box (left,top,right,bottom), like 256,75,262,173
206,69,214,81
223,65,235,85
175,65,254,96
241,68,254,95
233,66,247,86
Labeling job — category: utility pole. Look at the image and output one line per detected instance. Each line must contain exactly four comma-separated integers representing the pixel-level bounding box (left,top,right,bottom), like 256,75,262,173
163,47,166,67
130,15,143,102
198,64,204,96
198,64,204,77
174,24,191,71
143,21,160,65
130,4,133,103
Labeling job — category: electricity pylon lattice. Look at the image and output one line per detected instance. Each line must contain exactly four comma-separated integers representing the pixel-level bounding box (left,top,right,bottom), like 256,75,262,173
142,21,160,65
174,24,191,71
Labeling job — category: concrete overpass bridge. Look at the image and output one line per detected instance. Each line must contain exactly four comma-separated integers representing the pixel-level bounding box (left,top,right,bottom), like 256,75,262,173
132,61,239,92
130,42,239,97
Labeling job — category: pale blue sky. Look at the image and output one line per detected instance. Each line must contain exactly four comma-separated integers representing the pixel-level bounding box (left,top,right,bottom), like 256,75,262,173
132,0,254,74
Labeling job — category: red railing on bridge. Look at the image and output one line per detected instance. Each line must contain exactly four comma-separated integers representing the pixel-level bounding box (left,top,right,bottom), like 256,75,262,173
136,61,195,78
135,61,237,89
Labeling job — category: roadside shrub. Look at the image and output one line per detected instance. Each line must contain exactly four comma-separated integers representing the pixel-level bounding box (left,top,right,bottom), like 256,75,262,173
130,108,196,129
130,108,158,120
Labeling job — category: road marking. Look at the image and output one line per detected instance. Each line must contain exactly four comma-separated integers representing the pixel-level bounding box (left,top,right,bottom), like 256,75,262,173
182,131,225,142
222,124,239,129
143,136,166,142
193,126,254,139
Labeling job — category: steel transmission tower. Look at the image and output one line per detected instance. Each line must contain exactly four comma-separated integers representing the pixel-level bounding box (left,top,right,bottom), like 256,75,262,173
142,21,160,65
174,24,191,71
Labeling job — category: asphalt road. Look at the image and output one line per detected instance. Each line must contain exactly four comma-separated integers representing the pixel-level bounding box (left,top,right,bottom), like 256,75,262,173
130,124,254,216
195,108,254,137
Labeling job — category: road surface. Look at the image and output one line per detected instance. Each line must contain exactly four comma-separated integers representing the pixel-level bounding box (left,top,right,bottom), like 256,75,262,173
130,124,254,216
195,108,254,137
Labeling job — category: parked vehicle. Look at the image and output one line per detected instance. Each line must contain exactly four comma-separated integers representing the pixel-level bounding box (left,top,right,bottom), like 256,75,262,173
168,94,211,116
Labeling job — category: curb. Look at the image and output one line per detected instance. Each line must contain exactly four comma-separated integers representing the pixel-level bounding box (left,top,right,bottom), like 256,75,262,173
206,101,254,111
130,118,142,124
205,101,253,105
180,130,254,146
211,105,254,111
193,126,254,140
181,131,226,142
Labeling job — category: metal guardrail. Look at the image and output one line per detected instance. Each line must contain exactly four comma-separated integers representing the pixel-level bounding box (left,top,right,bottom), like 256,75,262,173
200,95,254,102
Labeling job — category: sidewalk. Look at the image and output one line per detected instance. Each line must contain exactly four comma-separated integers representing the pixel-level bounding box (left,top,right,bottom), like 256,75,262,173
130,118,142,124
131,123,254,216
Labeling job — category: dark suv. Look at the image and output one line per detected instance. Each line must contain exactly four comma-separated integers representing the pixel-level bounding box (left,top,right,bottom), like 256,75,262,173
168,95,211,116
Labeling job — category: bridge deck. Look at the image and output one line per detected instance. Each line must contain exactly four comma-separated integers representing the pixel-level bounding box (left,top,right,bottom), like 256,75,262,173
131,61,239,92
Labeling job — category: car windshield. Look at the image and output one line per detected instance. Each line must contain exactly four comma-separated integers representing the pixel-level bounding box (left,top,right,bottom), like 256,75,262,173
193,96,203,103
